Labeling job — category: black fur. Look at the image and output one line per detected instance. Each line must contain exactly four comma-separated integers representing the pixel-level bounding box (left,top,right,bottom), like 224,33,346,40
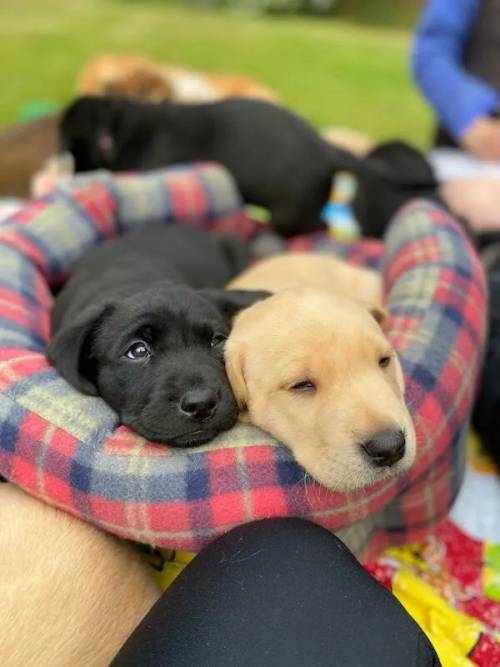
60,96,409,238
472,248,500,471
351,140,444,239
47,224,268,446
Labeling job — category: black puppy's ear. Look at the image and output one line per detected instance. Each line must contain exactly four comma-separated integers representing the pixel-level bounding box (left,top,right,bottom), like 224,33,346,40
46,303,112,395
201,289,271,320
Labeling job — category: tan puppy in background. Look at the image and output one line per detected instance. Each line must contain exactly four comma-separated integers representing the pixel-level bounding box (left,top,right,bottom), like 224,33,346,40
226,254,416,492
77,54,279,104
0,482,160,666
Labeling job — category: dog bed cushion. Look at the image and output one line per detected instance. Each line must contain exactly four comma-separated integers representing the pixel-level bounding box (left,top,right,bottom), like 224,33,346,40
0,164,486,558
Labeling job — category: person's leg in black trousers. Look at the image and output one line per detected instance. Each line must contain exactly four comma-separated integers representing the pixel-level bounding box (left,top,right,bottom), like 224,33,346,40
112,518,439,667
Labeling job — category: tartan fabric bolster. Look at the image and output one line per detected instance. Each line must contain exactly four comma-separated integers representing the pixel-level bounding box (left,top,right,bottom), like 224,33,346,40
0,163,487,553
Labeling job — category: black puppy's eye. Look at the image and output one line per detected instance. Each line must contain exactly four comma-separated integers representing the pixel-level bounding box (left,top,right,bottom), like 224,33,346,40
211,333,227,348
290,380,316,392
379,356,391,369
125,341,151,360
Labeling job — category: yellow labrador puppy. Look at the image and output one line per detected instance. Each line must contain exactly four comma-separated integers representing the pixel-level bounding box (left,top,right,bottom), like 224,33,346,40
0,482,160,666
226,254,416,492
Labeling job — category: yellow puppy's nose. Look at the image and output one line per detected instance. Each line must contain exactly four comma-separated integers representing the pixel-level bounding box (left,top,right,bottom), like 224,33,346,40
361,429,406,467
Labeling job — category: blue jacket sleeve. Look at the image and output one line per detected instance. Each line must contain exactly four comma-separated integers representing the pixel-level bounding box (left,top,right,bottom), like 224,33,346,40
411,0,500,139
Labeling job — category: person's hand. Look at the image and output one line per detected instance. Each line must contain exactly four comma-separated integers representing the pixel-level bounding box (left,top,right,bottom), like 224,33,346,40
440,178,500,231
460,116,500,160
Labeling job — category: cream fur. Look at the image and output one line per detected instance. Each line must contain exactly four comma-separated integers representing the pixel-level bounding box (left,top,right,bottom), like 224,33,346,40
229,252,382,305
226,254,416,492
77,54,279,104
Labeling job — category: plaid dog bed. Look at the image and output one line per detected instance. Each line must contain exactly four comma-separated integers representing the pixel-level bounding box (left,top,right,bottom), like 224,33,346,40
0,164,487,558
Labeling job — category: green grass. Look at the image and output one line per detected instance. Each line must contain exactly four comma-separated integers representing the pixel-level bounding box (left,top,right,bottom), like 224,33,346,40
0,0,432,144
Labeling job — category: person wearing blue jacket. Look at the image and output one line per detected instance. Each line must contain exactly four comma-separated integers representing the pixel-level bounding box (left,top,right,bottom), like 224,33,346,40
412,0,500,160
412,0,500,230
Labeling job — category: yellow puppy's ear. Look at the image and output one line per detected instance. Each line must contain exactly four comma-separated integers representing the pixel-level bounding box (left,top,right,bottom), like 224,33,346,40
225,344,249,418
370,305,390,330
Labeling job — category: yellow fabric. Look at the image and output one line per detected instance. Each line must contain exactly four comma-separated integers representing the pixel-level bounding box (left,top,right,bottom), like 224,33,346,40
391,566,480,666
142,548,196,591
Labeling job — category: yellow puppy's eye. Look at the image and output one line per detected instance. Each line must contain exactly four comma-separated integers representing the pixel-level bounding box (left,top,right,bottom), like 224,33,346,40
290,380,316,392
379,356,391,369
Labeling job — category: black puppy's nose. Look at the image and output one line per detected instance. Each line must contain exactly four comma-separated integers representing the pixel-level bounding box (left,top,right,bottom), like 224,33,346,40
361,429,406,467
179,389,217,421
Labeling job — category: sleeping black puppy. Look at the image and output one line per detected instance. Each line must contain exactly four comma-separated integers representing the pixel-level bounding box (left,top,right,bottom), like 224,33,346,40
60,96,426,238
47,224,268,447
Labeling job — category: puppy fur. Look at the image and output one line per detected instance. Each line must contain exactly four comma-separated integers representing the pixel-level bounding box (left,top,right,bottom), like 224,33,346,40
472,250,500,470
350,141,482,261
351,140,442,239
228,252,382,305
0,482,159,666
226,255,416,491
77,54,279,105
59,95,402,238
48,225,267,446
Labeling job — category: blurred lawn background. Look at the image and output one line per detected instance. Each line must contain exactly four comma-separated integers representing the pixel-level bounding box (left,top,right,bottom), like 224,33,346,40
0,0,432,145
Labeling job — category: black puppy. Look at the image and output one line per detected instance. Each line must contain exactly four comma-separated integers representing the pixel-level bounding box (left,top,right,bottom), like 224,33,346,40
47,225,267,447
351,140,443,238
60,96,420,238
350,140,486,247
472,246,500,471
